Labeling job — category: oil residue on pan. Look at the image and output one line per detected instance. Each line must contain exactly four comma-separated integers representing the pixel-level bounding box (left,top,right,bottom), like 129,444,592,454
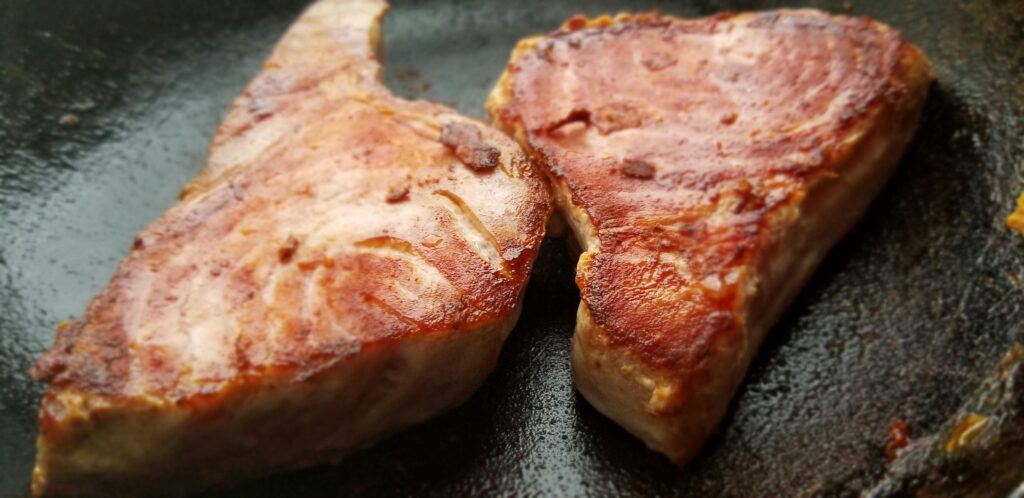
1,0,1023,496
866,343,1024,497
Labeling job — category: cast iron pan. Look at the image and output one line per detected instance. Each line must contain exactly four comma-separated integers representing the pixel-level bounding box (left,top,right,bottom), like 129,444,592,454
2,0,1023,496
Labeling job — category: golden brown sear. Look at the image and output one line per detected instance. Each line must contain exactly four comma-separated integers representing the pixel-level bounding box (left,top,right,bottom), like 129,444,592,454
29,0,550,495
489,10,932,465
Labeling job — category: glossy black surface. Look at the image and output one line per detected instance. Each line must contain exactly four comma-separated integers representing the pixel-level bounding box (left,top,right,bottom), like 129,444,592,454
2,0,1023,496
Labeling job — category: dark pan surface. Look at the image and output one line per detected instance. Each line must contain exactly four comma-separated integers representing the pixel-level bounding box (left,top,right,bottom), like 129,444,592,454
2,0,1023,496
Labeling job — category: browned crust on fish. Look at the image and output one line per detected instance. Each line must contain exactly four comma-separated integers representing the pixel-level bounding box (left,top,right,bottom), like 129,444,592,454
488,10,931,464
30,0,551,495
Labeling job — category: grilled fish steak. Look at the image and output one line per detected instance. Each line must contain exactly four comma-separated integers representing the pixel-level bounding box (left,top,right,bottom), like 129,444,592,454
489,10,932,464
29,0,550,495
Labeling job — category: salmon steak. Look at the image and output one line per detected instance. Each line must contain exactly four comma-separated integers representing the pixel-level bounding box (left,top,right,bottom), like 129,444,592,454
488,10,932,464
28,0,550,495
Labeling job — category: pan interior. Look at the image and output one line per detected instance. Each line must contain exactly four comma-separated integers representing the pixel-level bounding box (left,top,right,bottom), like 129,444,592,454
1,0,1022,496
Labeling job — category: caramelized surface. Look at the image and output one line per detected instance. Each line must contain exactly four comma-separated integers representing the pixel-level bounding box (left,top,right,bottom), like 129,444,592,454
31,0,549,405
493,10,924,371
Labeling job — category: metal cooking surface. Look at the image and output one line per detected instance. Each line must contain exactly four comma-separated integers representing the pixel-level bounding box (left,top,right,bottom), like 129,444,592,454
2,0,1023,496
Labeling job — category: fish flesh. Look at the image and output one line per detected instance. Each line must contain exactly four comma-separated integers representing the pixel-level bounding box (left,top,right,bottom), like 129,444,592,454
30,0,550,495
488,10,932,464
